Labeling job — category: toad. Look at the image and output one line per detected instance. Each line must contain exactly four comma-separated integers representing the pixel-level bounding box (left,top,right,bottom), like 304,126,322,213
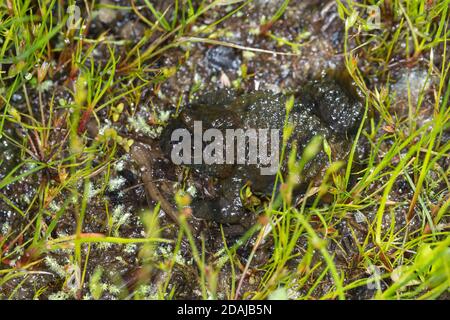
131,76,363,229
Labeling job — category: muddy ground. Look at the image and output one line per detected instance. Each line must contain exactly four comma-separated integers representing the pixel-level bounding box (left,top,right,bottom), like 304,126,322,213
0,0,447,300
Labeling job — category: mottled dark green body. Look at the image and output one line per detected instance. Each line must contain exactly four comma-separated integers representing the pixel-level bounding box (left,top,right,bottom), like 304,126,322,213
160,79,363,225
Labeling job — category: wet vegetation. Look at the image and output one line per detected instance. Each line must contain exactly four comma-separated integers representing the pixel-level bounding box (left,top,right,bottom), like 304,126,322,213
0,0,449,300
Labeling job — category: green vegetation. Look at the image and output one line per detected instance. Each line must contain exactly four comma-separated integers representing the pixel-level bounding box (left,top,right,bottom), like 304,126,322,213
0,0,449,300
